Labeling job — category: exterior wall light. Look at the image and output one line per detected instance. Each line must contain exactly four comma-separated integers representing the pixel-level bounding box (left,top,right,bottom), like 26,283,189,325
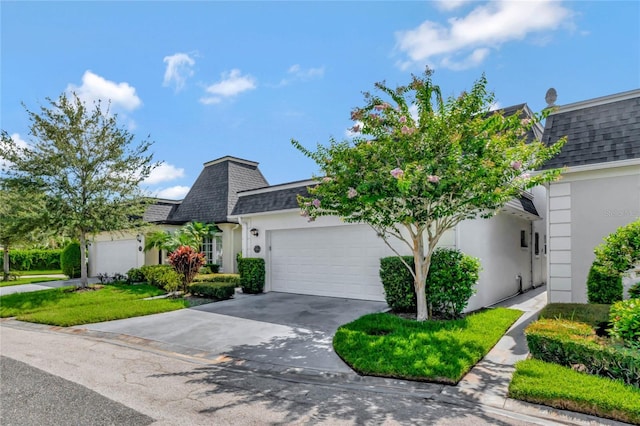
250,228,259,237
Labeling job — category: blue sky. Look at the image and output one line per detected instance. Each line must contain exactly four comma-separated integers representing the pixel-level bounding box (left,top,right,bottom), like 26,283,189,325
2,1,639,199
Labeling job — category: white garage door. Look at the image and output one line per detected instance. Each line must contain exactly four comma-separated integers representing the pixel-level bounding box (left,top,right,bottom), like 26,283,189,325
268,225,394,301
93,239,140,276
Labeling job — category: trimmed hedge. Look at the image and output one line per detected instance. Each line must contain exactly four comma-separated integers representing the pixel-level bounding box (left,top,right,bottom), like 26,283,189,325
61,242,81,278
126,267,145,283
525,319,640,388
238,257,265,294
193,273,240,285
0,249,62,271
139,264,181,292
379,248,480,317
587,263,623,304
609,298,640,350
189,282,236,300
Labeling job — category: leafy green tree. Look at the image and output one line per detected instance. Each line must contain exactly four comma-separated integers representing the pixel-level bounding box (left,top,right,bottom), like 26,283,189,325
0,93,158,287
292,70,565,321
0,179,45,280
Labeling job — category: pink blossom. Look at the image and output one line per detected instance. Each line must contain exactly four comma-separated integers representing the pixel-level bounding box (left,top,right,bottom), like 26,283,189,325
390,168,404,179
520,173,531,180
401,126,415,135
304,201,312,207
350,109,363,120
399,116,407,123
351,124,362,133
520,118,531,126
312,198,321,208
300,210,309,217
428,175,440,183
511,160,522,170
347,187,358,198
374,103,390,111
322,177,332,183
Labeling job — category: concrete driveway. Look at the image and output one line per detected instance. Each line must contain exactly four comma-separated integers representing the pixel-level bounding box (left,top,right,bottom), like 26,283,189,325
81,292,388,374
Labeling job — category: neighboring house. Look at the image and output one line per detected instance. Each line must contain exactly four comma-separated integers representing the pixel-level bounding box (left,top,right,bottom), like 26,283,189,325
88,156,268,276
229,104,547,312
541,89,640,303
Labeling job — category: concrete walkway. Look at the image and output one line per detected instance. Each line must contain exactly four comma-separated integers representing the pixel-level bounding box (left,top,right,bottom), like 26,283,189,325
0,277,100,296
0,282,624,425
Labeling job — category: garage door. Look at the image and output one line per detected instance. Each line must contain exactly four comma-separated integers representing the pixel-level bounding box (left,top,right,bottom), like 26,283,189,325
268,225,394,301
92,239,140,276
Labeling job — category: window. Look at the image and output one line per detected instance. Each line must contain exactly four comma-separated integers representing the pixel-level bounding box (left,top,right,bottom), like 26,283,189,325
520,230,528,248
201,234,223,268
534,232,540,256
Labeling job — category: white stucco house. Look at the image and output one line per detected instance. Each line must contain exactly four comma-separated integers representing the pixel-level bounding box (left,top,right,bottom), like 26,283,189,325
89,103,550,312
541,89,640,303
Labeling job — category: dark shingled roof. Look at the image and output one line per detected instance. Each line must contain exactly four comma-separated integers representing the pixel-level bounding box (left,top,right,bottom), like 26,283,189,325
540,90,640,170
168,157,268,224
232,182,312,216
490,103,542,143
143,200,180,223
519,197,539,217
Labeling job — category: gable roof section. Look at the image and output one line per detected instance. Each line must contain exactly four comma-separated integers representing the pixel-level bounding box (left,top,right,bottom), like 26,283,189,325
540,89,640,170
231,180,313,216
490,103,543,143
168,156,268,224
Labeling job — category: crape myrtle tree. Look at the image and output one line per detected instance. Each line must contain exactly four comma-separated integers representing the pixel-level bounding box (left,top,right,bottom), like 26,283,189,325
292,69,565,321
0,93,159,287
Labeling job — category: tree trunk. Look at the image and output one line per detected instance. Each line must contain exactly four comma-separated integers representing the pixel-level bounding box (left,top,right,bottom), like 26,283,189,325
3,245,9,281
413,231,429,321
79,232,88,287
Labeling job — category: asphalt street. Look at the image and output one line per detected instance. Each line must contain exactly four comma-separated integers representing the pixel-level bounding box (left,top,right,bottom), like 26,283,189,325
0,324,560,426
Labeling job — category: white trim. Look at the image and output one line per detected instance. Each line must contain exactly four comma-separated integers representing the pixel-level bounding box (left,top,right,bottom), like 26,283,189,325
238,179,316,196
549,89,640,115
228,208,301,220
556,160,640,182
203,156,259,168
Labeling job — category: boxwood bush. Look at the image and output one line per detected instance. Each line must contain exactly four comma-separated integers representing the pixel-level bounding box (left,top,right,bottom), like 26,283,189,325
525,318,640,387
379,248,480,317
189,282,236,300
60,242,81,278
193,273,240,285
587,263,623,304
238,257,265,294
609,298,640,350
126,267,145,283
139,264,181,292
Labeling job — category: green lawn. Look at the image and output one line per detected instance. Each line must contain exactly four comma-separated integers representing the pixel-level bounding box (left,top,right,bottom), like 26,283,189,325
0,276,67,287
16,269,65,275
537,303,611,327
510,359,640,425
333,307,522,384
0,283,188,326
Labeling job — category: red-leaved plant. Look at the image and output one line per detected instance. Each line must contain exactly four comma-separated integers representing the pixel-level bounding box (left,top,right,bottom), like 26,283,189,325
168,245,205,293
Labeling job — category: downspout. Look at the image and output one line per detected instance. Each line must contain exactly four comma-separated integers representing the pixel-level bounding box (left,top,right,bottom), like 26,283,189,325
529,221,534,291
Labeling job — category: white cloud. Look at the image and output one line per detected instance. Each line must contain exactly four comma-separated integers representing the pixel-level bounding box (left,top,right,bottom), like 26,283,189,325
435,0,472,11
345,120,364,138
143,163,185,185
200,69,256,105
276,64,325,87
396,0,572,70
163,53,195,92
155,185,190,200
67,70,142,111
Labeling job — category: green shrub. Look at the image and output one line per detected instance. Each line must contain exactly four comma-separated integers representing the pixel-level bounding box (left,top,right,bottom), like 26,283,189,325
595,219,640,276
238,257,265,294
587,263,623,304
538,303,610,328
126,267,145,283
379,249,480,317
60,242,81,278
428,248,480,318
206,263,220,273
610,298,640,350
629,282,640,298
139,265,181,292
188,282,236,300
193,273,240,285
379,256,415,312
0,249,62,271
525,319,640,387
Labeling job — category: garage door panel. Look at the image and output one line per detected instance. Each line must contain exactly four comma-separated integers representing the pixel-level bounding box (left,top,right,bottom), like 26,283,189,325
269,225,392,301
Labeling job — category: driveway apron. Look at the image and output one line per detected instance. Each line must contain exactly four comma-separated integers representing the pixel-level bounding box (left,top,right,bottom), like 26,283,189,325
81,292,389,373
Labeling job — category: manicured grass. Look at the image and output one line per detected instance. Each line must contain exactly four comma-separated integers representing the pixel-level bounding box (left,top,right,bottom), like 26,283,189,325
509,359,640,425
333,307,522,384
538,303,611,327
0,276,66,287
16,270,64,275
0,283,188,326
